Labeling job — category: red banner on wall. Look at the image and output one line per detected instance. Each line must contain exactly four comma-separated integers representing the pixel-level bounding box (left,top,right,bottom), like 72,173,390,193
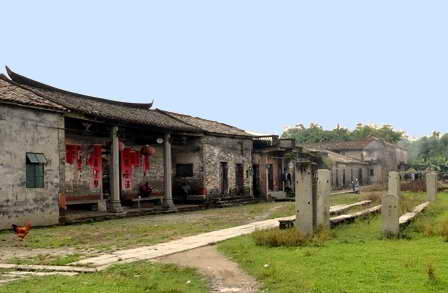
66,145,82,170
88,145,103,188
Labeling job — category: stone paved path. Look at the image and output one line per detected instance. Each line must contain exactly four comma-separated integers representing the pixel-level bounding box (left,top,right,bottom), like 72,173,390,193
72,200,375,269
73,215,293,269
0,200,378,288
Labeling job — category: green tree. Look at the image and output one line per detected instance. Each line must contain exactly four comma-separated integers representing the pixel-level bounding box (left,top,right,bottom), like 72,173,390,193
282,123,404,144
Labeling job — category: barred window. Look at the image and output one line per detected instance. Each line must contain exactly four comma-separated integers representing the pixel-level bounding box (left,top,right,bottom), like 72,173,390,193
26,153,47,188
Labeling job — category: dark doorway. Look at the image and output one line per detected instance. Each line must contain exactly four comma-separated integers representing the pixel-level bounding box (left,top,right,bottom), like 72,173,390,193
235,164,244,195
220,162,228,194
277,159,283,191
336,169,339,187
267,164,274,191
342,169,346,188
358,168,363,185
253,164,260,197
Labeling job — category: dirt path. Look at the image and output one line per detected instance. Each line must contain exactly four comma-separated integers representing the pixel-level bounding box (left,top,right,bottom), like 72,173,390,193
156,245,259,293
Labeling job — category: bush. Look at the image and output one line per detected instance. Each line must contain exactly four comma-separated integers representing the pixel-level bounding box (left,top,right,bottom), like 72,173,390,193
362,191,383,204
361,184,386,192
252,227,333,247
400,193,423,214
439,220,448,242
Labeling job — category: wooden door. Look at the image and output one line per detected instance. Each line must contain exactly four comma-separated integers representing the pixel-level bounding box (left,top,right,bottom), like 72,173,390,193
235,164,244,195
220,162,228,194
253,164,260,197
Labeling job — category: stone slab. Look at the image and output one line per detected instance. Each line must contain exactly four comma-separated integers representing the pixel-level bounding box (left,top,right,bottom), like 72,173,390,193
399,202,430,225
330,200,372,215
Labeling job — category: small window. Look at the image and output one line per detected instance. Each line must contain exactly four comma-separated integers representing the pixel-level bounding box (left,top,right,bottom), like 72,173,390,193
26,153,46,188
176,164,193,177
369,169,374,177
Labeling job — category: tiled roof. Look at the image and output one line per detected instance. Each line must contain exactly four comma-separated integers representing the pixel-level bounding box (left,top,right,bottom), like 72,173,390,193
305,138,381,151
160,110,254,137
6,67,200,133
305,147,367,165
0,75,66,112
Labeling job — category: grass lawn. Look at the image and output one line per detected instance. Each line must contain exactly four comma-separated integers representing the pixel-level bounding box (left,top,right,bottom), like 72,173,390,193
330,190,385,206
0,194,368,266
0,202,298,253
0,262,208,293
6,254,83,266
218,192,448,293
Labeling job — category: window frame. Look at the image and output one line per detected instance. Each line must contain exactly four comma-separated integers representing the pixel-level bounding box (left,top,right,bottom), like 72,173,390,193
26,153,46,188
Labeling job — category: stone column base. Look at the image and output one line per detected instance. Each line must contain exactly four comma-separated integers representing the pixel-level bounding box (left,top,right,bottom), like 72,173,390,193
97,200,108,212
110,200,124,213
163,199,177,211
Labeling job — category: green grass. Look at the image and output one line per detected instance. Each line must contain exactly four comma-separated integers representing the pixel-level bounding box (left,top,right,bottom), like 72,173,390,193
6,254,82,266
330,191,381,206
218,192,448,293
0,262,208,293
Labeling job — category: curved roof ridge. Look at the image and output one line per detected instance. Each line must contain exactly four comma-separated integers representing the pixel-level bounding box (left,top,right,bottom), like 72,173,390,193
160,109,252,135
6,66,154,110
0,74,66,112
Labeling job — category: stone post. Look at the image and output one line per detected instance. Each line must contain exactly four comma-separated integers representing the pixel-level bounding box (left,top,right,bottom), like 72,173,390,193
316,169,331,229
164,133,177,210
426,172,438,201
110,126,123,213
388,171,401,197
382,193,400,237
295,162,315,236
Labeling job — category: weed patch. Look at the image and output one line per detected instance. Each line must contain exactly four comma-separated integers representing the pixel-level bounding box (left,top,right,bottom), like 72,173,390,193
252,227,334,247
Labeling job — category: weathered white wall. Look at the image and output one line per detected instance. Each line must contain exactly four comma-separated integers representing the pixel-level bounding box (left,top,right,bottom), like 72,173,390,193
0,104,63,229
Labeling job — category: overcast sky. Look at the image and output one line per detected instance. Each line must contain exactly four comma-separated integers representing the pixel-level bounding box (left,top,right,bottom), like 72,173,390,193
1,1,447,138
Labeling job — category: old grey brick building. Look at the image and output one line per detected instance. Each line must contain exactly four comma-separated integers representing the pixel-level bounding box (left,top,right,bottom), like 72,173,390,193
306,137,408,186
0,75,66,229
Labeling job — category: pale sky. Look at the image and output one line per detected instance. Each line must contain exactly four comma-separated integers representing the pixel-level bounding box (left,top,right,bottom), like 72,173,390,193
1,1,447,137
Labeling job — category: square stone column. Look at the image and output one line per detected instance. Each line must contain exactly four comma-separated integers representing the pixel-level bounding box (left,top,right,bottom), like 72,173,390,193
316,169,331,229
163,133,177,211
388,171,401,197
382,193,399,237
110,126,123,213
295,161,315,236
426,172,438,201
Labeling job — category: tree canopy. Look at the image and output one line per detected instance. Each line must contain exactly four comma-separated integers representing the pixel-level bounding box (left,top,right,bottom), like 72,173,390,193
281,123,405,144
405,132,448,172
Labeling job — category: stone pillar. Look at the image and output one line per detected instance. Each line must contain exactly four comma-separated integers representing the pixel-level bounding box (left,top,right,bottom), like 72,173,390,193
388,171,401,197
382,193,399,237
295,162,315,236
164,133,177,210
426,172,438,201
316,169,331,229
110,126,123,213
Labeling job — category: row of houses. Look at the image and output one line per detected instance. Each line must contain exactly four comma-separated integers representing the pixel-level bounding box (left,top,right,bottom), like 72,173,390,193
305,137,408,188
0,67,407,229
